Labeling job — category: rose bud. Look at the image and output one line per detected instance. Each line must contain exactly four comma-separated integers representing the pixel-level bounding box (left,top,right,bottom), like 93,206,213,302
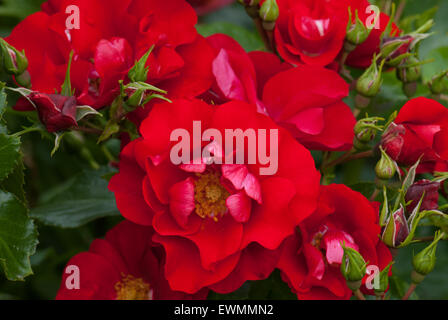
374,263,393,297
355,56,385,109
340,245,367,291
375,146,397,181
0,38,28,76
428,69,448,95
259,0,279,30
29,93,78,132
354,117,383,143
405,180,440,214
382,206,409,248
396,56,421,97
411,231,444,283
380,36,413,67
381,122,405,161
345,9,371,52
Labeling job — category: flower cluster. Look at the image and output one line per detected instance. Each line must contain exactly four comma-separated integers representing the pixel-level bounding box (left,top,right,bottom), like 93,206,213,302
2,0,447,301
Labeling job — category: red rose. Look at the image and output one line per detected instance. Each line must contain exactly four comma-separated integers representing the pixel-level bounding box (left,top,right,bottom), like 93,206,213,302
381,97,448,173
56,220,208,300
109,98,320,293
202,34,355,151
274,0,396,68
6,0,214,109
201,34,291,112
262,65,356,151
28,93,77,132
277,184,392,300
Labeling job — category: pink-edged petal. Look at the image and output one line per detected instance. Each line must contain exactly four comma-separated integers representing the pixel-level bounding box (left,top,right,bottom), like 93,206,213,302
226,191,252,223
169,177,196,228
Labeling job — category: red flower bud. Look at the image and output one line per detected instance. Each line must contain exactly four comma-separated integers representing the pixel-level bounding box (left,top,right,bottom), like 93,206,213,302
382,206,409,248
29,93,78,132
381,122,405,161
405,179,440,214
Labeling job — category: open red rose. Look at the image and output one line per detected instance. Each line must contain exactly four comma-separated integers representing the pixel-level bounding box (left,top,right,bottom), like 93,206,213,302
274,0,396,68
27,93,77,132
201,34,355,151
6,0,214,109
381,97,448,173
262,65,356,151
56,220,208,300
277,184,392,300
109,98,320,294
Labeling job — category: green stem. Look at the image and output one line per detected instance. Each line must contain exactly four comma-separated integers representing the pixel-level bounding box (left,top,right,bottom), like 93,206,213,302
12,126,41,137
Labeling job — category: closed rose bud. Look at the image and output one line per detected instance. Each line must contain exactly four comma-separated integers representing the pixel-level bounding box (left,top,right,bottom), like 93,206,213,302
428,70,448,95
374,263,393,296
340,245,367,290
412,231,444,282
381,122,405,162
381,36,413,67
375,147,397,180
345,10,370,50
397,56,421,97
354,117,383,143
382,206,409,248
259,0,279,31
405,180,440,214
355,57,385,108
29,93,78,132
0,38,28,76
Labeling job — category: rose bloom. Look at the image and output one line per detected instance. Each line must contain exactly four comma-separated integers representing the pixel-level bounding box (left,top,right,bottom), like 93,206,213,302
109,98,320,294
277,184,392,300
274,0,397,68
381,97,448,173
202,34,355,151
6,0,214,109
56,221,208,300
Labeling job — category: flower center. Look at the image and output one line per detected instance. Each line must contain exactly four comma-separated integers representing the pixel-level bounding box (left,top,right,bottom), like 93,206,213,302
115,274,153,300
194,171,230,222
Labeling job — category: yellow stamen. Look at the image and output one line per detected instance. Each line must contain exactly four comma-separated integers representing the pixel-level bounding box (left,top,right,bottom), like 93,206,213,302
115,274,152,300
194,171,230,222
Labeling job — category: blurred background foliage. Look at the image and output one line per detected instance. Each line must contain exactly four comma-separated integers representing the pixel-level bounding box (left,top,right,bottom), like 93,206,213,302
0,0,447,299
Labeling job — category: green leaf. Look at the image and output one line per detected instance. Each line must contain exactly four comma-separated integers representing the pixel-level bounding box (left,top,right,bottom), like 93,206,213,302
0,191,38,281
196,22,264,52
0,155,26,204
0,133,21,182
30,167,120,228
